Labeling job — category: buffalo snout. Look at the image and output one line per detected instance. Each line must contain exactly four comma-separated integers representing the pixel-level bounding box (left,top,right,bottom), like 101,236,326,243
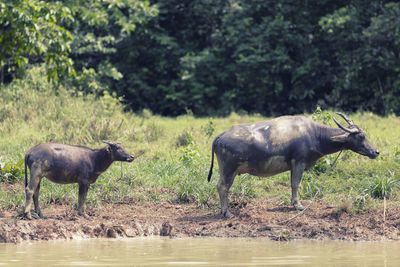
105,141,135,162
115,150,135,162
369,150,379,159
361,140,379,159
126,154,135,162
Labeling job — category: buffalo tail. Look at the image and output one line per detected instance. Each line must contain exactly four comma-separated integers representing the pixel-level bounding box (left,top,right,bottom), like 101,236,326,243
207,140,216,182
24,155,28,188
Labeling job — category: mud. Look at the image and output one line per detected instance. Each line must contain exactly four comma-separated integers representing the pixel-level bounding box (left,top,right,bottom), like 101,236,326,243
1,197,400,243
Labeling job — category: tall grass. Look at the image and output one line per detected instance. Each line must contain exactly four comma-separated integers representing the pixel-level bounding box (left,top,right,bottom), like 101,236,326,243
1,66,400,213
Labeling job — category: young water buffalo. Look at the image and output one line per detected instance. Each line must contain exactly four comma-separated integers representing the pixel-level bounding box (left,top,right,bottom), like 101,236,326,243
23,140,134,219
208,113,379,218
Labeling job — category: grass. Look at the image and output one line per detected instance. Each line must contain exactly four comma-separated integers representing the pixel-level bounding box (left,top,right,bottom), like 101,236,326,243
368,173,398,200
1,66,400,214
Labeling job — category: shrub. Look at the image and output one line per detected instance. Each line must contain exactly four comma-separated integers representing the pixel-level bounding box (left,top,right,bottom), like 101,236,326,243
368,175,398,199
0,158,24,184
312,106,332,125
179,143,200,165
201,120,215,138
176,130,194,147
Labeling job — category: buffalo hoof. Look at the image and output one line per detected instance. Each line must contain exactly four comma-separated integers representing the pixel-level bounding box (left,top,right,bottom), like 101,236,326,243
222,210,234,219
78,212,89,219
21,212,32,220
294,203,305,211
18,211,41,220
32,211,46,219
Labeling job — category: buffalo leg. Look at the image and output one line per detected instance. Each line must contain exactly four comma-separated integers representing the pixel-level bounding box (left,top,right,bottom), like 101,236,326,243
217,167,236,219
78,183,89,217
290,160,306,210
33,181,44,218
24,168,42,219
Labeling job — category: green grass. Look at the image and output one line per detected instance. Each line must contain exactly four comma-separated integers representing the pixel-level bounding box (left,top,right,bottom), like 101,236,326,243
1,66,400,214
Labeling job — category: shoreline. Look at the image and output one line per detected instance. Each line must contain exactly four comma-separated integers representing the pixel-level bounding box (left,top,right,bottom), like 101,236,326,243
1,198,399,244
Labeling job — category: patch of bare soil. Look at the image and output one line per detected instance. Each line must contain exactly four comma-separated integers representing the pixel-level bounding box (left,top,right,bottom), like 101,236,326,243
1,198,400,243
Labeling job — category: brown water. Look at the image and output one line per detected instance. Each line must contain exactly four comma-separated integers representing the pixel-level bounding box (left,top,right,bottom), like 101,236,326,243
0,237,399,266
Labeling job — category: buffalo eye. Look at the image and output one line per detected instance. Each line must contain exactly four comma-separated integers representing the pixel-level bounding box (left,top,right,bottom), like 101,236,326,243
357,134,366,141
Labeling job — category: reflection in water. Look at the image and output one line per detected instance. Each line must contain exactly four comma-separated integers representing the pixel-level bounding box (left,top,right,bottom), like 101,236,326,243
0,237,399,266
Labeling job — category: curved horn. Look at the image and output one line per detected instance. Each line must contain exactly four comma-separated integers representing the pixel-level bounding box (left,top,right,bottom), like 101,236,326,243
103,140,115,146
332,116,359,134
336,112,354,126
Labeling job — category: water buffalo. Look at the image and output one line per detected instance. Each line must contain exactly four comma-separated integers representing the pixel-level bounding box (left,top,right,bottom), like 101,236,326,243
23,140,135,219
207,113,379,218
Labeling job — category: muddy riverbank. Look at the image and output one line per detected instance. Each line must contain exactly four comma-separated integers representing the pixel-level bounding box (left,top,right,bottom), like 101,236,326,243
1,197,400,243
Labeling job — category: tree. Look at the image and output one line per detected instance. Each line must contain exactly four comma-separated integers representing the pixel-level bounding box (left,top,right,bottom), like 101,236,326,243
0,0,74,83
319,1,400,115
62,0,158,95
362,2,400,115
180,0,348,115
112,0,225,115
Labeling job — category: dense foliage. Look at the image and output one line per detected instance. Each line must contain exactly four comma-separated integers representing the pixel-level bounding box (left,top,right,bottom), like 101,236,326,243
0,0,74,82
1,0,400,116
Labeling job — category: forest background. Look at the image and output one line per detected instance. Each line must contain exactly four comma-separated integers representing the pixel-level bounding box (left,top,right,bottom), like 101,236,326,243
1,0,400,117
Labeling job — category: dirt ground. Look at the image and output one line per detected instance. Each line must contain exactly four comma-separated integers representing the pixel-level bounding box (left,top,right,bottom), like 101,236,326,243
1,197,400,243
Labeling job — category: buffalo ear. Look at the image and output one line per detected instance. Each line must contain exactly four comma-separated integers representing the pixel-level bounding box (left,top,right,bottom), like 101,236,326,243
330,133,349,143
103,140,115,152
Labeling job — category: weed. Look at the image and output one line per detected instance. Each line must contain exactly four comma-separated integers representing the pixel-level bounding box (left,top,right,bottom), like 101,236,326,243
98,91,123,117
230,174,257,206
0,187,25,210
277,192,292,206
394,145,400,162
0,103,12,123
143,122,164,142
312,155,339,174
40,181,76,207
276,232,291,241
174,160,216,207
352,193,372,213
176,130,193,147
201,120,215,138
368,174,398,199
0,158,24,184
300,172,322,200
335,198,353,214
312,106,332,125
179,143,200,165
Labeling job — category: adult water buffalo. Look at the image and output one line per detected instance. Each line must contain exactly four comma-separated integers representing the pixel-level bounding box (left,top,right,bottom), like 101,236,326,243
23,141,134,219
207,113,379,218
